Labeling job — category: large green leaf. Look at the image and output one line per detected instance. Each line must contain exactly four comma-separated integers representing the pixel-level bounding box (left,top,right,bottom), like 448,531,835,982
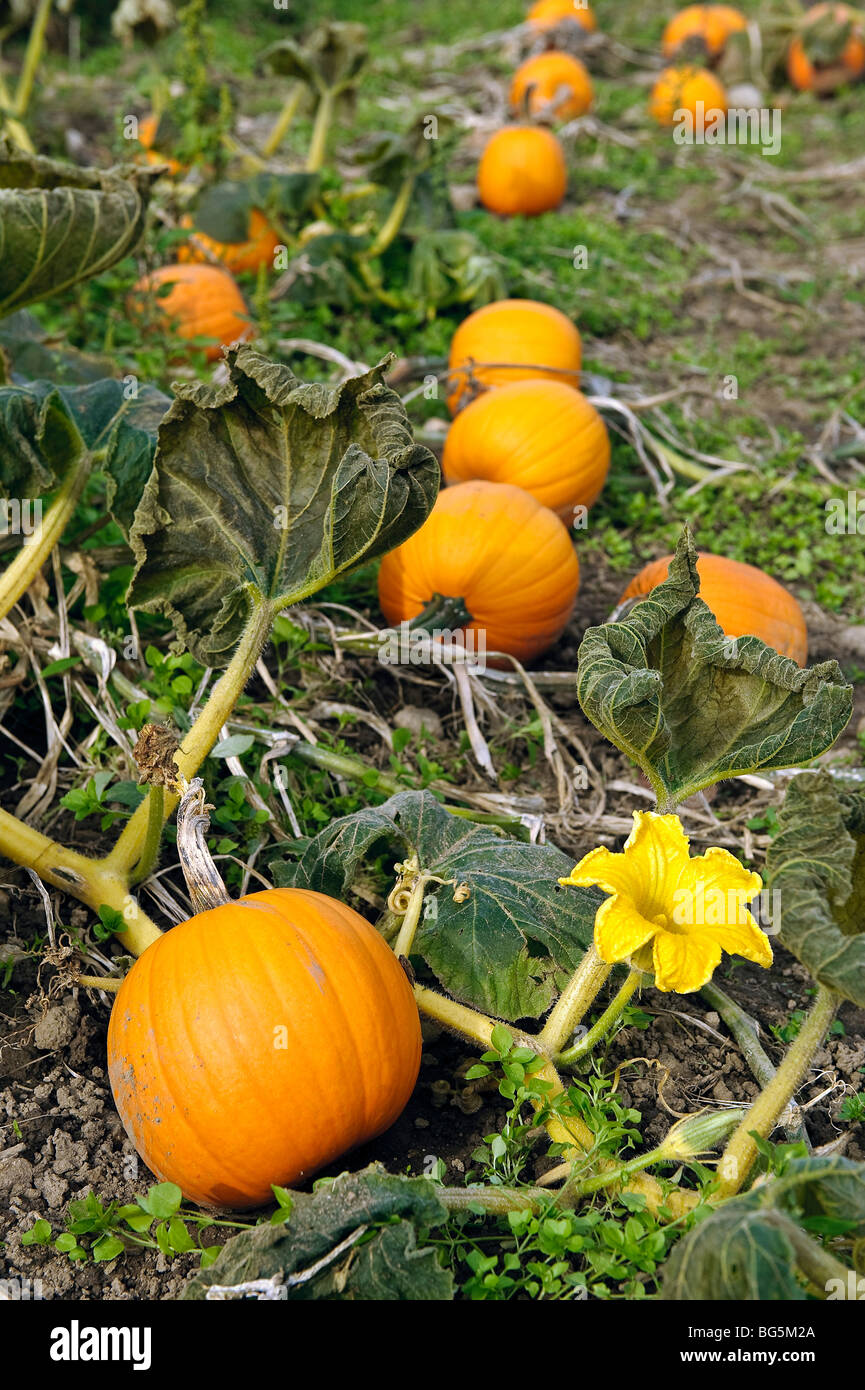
259,22,368,94
0,140,157,314
767,770,865,1006
194,173,321,244
0,377,171,539
128,346,439,667
273,790,600,1021
182,1165,452,1302
0,310,115,386
577,532,852,808
663,1157,865,1300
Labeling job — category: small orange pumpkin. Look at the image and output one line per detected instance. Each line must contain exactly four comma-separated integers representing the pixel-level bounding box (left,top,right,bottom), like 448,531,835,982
378,480,580,665
128,264,253,362
108,887,422,1209
448,298,582,415
787,2,865,92
619,552,808,666
526,0,597,32
136,113,184,176
179,208,283,275
442,380,609,520
477,125,567,217
510,52,594,120
649,65,728,127
662,5,747,61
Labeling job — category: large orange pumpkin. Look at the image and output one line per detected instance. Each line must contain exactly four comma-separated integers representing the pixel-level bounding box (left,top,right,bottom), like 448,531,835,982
510,52,594,120
442,380,609,520
477,125,567,218
662,5,747,60
447,298,582,414
128,264,253,362
649,65,728,127
526,0,597,32
619,552,808,666
179,208,283,275
787,3,865,92
378,480,580,665
108,887,422,1209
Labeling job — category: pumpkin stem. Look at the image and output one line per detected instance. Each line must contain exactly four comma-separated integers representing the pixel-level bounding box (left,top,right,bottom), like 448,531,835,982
176,778,232,913
410,592,473,633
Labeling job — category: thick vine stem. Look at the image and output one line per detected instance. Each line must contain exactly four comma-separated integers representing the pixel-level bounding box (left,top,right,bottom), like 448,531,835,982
538,943,613,1054
106,592,275,876
0,459,91,623
176,778,231,914
555,969,643,1069
0,809,163,956
717,984,839,1197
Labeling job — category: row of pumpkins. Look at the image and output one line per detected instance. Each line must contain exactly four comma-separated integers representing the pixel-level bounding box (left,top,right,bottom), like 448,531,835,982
105,8,814,1213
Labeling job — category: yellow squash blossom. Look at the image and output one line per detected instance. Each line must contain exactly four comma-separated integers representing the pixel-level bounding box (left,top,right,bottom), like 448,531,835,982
560,811,771,993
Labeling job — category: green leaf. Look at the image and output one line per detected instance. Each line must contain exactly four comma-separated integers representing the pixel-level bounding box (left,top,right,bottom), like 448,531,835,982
662,1155,865,1299
21,1219,52,1246
0,376,170,539
182,1164,452,1302
272,789,599,1020
167,1217,196,1253
92,1233,125,1262
137,1182,183,1219
577,531,852,808
767,770,865,1006
259,22,368,94
211,734,255,758
0,139,157,314
0,310,115,386
661,1203,806,1301
194,174,320,243
128,346,439,667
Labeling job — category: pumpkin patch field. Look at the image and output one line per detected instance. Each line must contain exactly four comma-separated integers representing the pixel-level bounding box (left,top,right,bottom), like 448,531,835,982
2,0,865,1319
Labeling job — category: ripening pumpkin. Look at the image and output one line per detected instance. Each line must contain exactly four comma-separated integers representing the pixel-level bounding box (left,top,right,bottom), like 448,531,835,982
136,113,184,176
108,886,422,1209
619,552,808,666
526,0,597,32
510,52,594,121
649,65,728,127
442,380,609,520
179,208,282,275
477,125,567,218
662,5,747,61
128,264,253,362
447,298,582,414
787,3,865,92
378,480,580,665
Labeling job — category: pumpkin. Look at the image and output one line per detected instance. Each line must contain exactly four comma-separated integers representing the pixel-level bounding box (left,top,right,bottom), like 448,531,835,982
442,380,609,520
477,125,567,218
179,208,282,275
619,552,808,666
662,5,747,61
447,298,582,414
526,0,597,32
137,113,184,176
649,65,728,127
378,480,580,665
510,52,594,121
787,3,865,92
128,264,253,362
108,886,422,1209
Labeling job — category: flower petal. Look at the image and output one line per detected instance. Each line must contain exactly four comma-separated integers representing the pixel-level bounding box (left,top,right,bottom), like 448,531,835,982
652,928,722,994
559,845,643,899
594,893,658,965
694,913,774,970
679,846,762,900
622,811,693,917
